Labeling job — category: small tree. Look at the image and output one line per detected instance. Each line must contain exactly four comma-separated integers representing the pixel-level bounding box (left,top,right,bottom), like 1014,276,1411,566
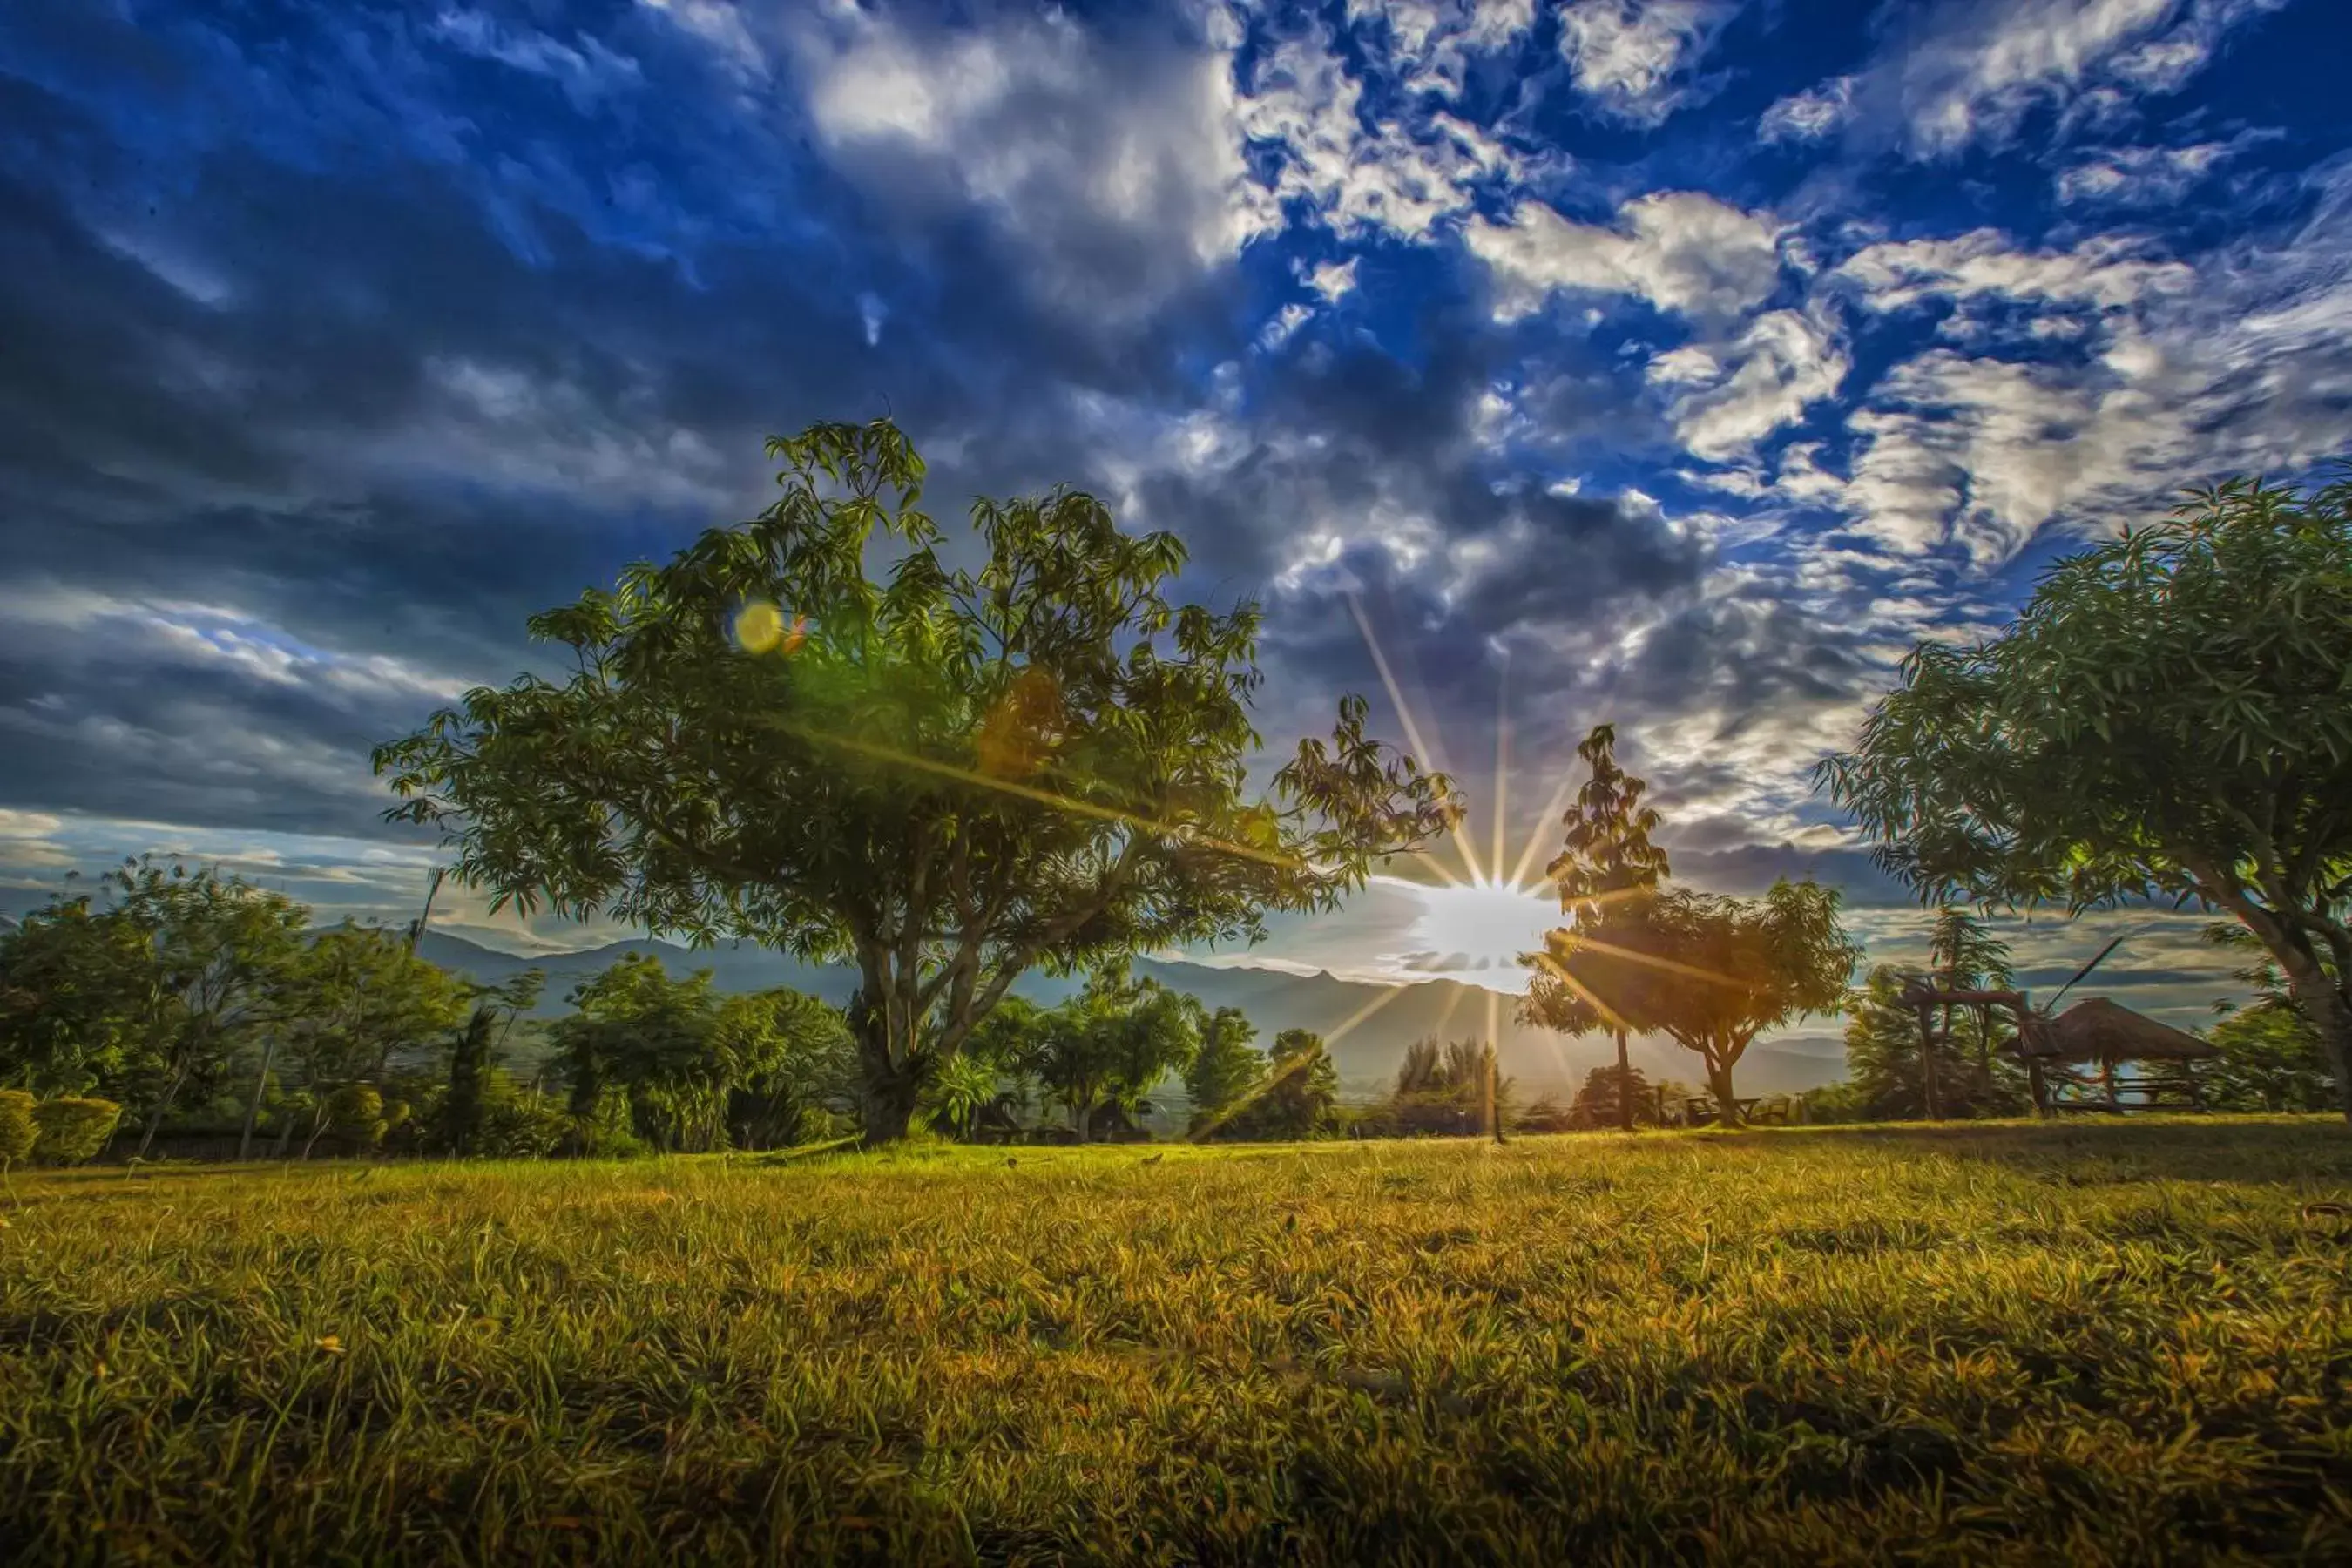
102,862,309,1160
2200,921,2337,1112
1537,881,1860,1125
0,895,169,1097
1568,1063,1652,1129
551,955,729,1152
1818,475,2352,1121
719,987,855,1147
1026,962,1200,1139
375,420,1458,1144
1521,723,1672,1132
1227,1026,1339,1140
247,921,467,1159
1183,1005,1265,1136
434,971,544,1159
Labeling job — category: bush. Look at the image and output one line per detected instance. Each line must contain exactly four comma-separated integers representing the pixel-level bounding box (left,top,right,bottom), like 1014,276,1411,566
31,1097,122,1165
474,1091,569,1159
0,1090,36,1167
324,1085,389,1152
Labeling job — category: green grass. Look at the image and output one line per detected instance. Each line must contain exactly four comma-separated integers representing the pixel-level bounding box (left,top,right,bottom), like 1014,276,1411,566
3,1120,2350,1565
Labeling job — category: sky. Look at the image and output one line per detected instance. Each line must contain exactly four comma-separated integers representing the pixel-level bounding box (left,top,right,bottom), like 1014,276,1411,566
3,0,2349,1031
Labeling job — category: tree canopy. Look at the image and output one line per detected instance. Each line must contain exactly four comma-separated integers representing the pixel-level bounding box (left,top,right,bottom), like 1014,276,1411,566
1529,880,1860,1123
376,419,1458,1141
1816,475,2352,1119
1522,722,1672,1132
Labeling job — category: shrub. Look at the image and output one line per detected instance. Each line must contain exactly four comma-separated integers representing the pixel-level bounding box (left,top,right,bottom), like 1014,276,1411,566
0,1090,36,1167
325,1085,389,1152
474,1091,569,1159
31,1097,122,1165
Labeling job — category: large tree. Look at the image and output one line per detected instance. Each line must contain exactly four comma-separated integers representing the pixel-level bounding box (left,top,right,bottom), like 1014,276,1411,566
2200,922,2338,1112
1817,476,2352,1120
1531,881,1860,1124
376,420,1457,1142
1520,723,1672,1132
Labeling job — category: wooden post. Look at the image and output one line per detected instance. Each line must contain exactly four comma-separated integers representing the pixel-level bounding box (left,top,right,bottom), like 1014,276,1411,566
1916,1003,1941,1120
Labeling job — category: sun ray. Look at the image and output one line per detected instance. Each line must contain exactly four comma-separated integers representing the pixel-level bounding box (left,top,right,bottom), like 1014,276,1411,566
1562,932,1749,990
1530,948,1632,1036
1186,981,1415,1143
775,725,1305,872
1506,772,1579,892
1347,592,1484,884
1428,979,1468,1044
1490,649,1509,889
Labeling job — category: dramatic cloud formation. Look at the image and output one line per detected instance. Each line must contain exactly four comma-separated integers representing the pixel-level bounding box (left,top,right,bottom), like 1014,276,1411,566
0,0,2344,1027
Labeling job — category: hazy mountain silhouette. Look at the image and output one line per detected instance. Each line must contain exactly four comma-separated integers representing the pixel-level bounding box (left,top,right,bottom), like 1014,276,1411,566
416,930,1848,1096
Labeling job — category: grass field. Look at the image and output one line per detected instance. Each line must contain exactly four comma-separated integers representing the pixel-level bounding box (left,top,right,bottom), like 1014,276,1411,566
3,1121,2350,1565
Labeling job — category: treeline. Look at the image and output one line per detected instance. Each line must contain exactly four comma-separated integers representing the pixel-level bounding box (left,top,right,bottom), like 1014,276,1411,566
0,862,1357,1164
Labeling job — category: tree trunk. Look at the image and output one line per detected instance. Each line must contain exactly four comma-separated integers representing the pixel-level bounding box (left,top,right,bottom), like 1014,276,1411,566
1707,1056,1741,1127
857,1067,922,1146
2275,944,2352,1124
238,1034,278,1163
1615,1030,1633,1132
132,1054,194,1162
1073,1101,1094,1143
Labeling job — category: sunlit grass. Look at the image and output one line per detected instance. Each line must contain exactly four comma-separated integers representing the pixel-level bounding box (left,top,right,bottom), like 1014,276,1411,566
3,1120,2349,1564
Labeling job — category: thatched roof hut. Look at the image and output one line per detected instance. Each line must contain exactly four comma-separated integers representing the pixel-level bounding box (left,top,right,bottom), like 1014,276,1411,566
2017,997,2219,1064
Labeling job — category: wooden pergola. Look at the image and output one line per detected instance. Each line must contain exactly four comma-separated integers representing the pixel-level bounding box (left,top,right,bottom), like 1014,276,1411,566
1893,979,2216,1116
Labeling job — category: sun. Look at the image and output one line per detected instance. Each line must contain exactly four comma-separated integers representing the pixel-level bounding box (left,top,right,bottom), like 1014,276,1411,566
1401,877,1561,992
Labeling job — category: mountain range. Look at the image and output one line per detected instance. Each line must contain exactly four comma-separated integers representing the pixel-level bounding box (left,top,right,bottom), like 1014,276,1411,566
416,929,1849,1098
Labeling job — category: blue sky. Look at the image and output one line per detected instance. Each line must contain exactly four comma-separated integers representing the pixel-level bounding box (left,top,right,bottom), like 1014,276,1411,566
3,0,2348,1026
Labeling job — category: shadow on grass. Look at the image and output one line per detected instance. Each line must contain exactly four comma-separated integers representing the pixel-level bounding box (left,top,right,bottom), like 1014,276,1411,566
1719,1116,2352,1185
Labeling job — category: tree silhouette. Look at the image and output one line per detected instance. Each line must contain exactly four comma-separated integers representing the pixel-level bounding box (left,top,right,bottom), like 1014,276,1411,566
376,420,1458,1143
1520,724,1671,1131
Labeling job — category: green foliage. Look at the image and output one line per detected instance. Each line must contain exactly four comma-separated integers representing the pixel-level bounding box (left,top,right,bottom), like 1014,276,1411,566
1023,962,1200,1139
1818,474,2352,1119
1568,1064,1654,1129
375,419,1460,1142
1799,1080,1871,1124
2200,922,2339,1112
280,923,468,1087
1532,880,1862,1123
552,954,729,1152
1843,952,2031,1121
30,1096,121,1165
1375,1037,1511,1138
322,1085,387,1152
1229,1027,1340,1140
0,896,168,1096
1183,1006,1263,1135
0,1089,35,1167
717,987,855,1149
472,1073,571,1159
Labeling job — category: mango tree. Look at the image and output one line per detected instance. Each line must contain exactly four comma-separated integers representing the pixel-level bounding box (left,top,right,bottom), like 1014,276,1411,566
376,420,1457,1142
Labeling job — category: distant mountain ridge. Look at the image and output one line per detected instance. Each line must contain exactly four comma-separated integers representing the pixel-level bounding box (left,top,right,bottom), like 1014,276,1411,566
416,929,1850,1097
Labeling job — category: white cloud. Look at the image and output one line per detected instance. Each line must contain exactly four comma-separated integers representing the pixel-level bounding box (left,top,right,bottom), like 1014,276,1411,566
1235,26,1526,244
1258,301,1315,351
1814,0,2287,159
1305,256,1362,301
1556,0,1737,126
1758,75,1855,144
2055,138,2247,205
431,9,643,103
635,0,768,81
790,6,1274,314
1467,191,1782,323
1662,309,1848,460
1345,0,1538,98
1838,229,2193,313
